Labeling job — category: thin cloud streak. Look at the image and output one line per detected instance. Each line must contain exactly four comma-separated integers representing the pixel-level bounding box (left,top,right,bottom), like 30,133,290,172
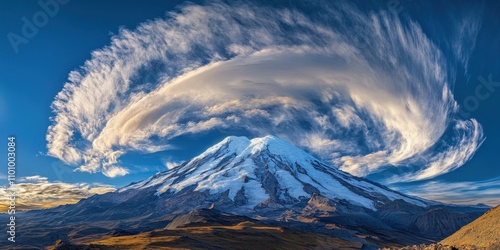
395,177,500,206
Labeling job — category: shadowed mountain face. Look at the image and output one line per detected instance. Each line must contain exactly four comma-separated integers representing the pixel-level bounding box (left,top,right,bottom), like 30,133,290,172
0,136,488,249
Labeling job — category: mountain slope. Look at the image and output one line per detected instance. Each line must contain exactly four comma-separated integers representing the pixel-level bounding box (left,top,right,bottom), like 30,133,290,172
3,136,488,249
440,205,500,248
120,135,427,211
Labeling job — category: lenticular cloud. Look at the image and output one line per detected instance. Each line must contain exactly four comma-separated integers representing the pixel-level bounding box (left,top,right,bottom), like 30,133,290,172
47,0,483,181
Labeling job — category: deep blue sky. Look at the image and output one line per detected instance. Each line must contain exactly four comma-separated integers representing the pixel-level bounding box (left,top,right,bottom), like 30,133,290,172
0,0,499,206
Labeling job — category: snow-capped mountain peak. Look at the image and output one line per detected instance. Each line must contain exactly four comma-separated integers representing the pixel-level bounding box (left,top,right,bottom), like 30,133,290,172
120,135,428,210
192,135,315,163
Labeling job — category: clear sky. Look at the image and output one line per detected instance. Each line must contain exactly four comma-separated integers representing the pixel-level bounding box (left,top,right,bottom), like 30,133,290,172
0,0,499,210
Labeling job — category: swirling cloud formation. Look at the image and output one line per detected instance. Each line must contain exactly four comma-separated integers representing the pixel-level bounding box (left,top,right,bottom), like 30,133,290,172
47,1,483,182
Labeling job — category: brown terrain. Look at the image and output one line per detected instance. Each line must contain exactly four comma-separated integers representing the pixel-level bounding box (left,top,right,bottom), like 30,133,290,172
46,209,363,250
385,205,500,250
441,205,500,248
59,223,361,250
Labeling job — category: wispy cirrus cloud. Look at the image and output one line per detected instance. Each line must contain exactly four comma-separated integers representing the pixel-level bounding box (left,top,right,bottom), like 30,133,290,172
395,177,500,206
46,0,483,183
395,120,485,182
0,175,115,211
452,7,483,75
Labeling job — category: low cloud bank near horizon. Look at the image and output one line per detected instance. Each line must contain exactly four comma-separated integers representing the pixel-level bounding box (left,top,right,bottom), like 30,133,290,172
0,175,115,211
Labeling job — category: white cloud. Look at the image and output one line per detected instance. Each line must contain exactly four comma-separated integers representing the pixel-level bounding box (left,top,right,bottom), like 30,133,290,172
332,105,364,129
165,161,182,170
0,176,116,211
19,175,48,183
102,165,129,178
46,0,483,182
